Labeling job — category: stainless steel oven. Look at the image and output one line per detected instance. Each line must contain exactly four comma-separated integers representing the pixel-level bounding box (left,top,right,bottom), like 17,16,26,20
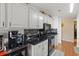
48,29,57,56
48,35,55,56
43,23,55,56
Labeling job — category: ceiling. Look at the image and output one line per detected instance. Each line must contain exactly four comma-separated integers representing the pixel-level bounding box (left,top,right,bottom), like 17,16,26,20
30,3,79,19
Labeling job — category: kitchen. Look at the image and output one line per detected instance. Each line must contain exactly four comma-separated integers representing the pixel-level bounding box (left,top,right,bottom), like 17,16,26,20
0,3,58,56
0,3,79,56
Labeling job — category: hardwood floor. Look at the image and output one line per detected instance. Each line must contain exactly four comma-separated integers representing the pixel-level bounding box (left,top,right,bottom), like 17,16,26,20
56,40,79,56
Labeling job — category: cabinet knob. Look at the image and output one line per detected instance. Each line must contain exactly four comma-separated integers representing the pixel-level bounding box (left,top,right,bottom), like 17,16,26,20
9,22,11,26
3,21,4,27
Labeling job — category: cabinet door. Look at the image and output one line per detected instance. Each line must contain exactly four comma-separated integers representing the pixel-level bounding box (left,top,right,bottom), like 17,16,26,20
29,7,38,29
27,44,35,56
50,18,53,29
0,4,5,28
43,15,48,24
48,17,51,25
42,40,48,56
38,13,44,29
7,4,28,28
46,16,50,24
34,43,42,56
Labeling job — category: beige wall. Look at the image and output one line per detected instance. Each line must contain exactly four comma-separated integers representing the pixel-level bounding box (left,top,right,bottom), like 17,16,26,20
61,19,74,42
77,15,79,47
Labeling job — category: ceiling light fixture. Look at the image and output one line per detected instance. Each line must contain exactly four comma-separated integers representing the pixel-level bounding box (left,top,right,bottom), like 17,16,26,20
70,3,74,13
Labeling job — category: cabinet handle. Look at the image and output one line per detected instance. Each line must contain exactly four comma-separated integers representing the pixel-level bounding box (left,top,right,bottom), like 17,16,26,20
3,22,4,27
9,22,11,26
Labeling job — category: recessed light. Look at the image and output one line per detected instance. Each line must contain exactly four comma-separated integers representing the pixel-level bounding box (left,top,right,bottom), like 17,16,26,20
70,3,74,13
58,9,61,12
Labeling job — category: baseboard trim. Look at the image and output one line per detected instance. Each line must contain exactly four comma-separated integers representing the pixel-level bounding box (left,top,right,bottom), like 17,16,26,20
61,39,74,43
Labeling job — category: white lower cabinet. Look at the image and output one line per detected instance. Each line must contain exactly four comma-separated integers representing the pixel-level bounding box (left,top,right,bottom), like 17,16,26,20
28,39,48,56
27,44,36,56
34,43,42,56
42,39,48,56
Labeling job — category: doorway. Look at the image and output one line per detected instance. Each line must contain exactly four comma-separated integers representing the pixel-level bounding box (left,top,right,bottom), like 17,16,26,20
74,21,77,46
61,19,74,42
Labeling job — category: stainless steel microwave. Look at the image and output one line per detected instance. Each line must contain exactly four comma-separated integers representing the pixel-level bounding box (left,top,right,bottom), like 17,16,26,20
43,23,51,31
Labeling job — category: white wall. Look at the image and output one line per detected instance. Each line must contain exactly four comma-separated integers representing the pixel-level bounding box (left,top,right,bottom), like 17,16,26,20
61,19,74,42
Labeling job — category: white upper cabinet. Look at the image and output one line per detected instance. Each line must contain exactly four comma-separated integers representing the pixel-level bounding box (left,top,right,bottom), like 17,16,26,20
38,12,44,29
50,18,53,29
47,16,51,24
0,4,5,28
43,15,48,24
44,15,51,24
1,3,53,30
28,6,39,29
7,4,28,28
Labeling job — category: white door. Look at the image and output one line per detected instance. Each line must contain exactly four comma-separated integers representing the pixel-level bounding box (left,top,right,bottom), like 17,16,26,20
29,7,38,29
38,12,44,29
7,4,28,28
0,4,5,28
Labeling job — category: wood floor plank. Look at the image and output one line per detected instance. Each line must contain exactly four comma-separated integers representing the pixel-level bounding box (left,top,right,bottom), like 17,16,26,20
56,40,79,56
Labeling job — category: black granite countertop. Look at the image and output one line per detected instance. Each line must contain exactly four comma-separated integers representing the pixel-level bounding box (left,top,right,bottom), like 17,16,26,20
27,37,47,45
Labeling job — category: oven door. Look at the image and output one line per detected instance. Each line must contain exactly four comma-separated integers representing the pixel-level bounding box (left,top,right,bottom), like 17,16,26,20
48,35,55,56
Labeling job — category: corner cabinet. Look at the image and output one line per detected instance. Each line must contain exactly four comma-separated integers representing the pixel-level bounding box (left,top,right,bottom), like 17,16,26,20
0,4,5,28
7,4,29,28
